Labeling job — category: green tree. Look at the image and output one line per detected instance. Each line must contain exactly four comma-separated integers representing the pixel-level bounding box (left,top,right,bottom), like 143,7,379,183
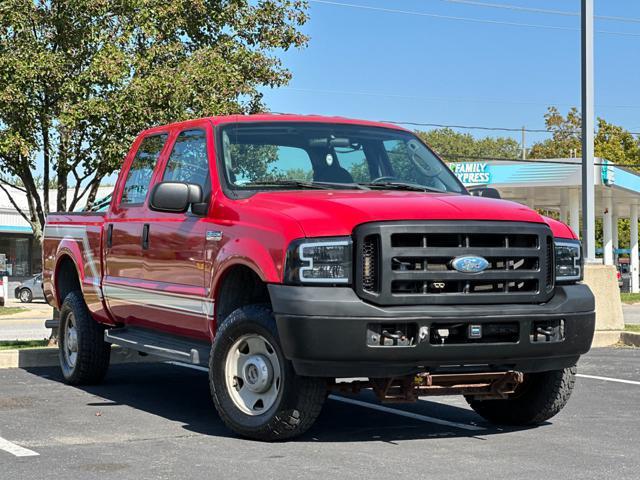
529,107,640,252
528,107,582,159
0,0,308,242
416,128,521,162
529,107,640,167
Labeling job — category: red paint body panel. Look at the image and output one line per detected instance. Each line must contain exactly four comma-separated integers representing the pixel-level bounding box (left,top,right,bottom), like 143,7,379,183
42,114,577,343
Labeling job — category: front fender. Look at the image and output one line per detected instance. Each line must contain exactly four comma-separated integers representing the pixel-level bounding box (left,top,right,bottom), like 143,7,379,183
211,236,282,292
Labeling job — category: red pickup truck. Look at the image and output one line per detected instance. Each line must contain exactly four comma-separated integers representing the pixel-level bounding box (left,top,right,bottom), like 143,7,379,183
43,114,595,441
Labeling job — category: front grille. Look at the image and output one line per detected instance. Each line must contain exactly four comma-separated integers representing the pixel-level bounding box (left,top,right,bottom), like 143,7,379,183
362,235,380,292
355,221,555,306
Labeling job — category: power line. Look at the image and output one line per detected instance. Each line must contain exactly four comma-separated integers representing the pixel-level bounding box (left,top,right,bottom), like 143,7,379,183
441,0,578,18
308,0,640,37
376,119,640,136
382,120,551,133
437,153,640,168
282,86,640,111
283,87,573,107
272,111,640,136
440,0,640,25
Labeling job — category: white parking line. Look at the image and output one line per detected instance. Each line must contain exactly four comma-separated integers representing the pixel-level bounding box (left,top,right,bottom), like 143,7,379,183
0,437,39,457
577,373,640,386
164,361,485,431
165,361,209,372
328,395,485,431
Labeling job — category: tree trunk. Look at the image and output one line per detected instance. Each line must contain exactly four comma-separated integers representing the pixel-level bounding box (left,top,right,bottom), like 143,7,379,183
19,165,46,227
85,172,104,209
41,116,50,214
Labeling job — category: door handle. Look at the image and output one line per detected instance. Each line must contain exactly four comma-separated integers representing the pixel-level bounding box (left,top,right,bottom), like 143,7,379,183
106,224,113,248
142,224,150,250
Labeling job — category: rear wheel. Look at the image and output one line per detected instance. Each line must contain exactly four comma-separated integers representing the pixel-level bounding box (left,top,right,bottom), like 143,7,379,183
19,288,32,303
466,366,576,425
58,291,111,385
209,305,326,441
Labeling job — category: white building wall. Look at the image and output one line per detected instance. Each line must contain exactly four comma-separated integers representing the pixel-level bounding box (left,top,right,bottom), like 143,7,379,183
0,186,114,232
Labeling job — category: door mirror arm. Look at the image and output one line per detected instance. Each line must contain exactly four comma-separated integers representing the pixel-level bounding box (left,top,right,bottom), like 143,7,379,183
190,201,209,216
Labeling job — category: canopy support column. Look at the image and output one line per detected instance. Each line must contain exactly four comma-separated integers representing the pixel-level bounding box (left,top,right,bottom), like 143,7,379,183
631,204,639,293
612,213,619,259
603,195,614,265
569,189,580,236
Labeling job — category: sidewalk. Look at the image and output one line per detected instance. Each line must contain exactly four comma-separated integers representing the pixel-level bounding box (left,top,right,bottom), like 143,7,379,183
0,297,53,341
622,304,640,325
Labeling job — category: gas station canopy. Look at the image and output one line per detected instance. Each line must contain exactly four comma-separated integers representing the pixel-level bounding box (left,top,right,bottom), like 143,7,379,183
449,158,640,292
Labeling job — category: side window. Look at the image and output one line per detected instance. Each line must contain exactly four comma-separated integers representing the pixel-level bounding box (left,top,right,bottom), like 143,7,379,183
162,129,210,199
121,134,168,205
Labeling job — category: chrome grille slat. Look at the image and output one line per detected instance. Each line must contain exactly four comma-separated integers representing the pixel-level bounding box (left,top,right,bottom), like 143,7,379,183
390,271,541,280
390,247,539,257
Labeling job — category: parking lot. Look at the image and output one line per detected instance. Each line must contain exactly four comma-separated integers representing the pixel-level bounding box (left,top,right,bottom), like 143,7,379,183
1,347,638,480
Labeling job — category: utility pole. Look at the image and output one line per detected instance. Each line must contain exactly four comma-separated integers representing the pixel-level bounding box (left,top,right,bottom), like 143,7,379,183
521,126,526,160
581,0,596,261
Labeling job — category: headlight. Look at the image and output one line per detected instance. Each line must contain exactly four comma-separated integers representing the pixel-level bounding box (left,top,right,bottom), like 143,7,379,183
554,239,582,283
285,237,352,285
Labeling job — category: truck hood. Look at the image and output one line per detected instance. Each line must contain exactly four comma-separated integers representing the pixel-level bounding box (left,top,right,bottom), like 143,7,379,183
245,190,576,239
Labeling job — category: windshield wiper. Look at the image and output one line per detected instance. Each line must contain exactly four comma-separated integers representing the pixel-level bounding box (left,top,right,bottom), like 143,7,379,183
358,181,443,193
242,180,368,190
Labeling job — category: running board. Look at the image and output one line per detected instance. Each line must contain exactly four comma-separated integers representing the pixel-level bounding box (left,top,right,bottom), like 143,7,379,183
104,327,210,365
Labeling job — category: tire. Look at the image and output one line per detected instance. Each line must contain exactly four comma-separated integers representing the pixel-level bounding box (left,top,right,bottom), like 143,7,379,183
58,291,111,385
19,288,32,303
466,366,577,426
209,305,326,441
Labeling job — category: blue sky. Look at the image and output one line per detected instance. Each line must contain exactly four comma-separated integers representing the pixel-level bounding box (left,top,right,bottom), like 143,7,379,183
261,0,640,148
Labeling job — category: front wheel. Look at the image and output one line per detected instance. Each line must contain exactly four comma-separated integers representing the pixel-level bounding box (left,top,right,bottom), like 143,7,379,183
466,366,577,426
58,291,111,385
209,305,326,441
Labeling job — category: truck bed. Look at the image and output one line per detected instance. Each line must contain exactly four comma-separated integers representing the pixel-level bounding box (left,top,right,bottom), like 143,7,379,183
42,212,106,312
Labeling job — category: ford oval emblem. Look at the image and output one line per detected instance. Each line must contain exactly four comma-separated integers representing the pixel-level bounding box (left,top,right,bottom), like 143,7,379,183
451,256,490,273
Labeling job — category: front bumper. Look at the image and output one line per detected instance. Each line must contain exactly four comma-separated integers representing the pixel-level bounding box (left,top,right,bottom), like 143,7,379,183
268,284,596,378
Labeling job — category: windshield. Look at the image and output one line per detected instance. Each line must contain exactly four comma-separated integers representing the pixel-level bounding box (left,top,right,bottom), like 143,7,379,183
219,122,465,194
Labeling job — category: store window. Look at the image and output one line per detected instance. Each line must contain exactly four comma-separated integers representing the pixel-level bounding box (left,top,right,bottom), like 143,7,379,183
0,234,32,276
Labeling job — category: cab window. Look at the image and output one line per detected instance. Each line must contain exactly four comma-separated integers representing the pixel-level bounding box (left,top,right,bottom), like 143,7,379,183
162,129,211,200
121,134,168,205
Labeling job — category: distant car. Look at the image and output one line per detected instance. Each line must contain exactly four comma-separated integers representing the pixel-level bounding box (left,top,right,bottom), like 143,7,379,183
14,274,45,303
616,268,624,289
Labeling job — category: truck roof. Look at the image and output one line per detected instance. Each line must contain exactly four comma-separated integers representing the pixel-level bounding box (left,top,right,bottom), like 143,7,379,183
139,114,409,136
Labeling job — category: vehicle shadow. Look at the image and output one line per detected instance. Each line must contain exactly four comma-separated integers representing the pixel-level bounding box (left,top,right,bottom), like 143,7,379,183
24,362,542,443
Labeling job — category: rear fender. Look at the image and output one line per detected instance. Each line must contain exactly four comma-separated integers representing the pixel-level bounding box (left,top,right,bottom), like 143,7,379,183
53,241,86,308
51,239,115,325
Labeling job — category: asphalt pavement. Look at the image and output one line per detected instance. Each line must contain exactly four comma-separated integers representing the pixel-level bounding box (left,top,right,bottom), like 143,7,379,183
1,347,638,480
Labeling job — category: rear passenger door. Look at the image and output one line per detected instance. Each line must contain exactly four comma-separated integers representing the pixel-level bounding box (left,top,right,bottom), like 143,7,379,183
104,133,168,326
141,127,213,338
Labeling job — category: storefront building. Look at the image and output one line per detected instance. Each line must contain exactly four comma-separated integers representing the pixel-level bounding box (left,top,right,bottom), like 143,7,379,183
0,186,112,280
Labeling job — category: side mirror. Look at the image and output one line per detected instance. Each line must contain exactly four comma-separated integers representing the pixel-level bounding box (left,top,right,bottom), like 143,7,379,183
469,186,501,199
150,182,203,213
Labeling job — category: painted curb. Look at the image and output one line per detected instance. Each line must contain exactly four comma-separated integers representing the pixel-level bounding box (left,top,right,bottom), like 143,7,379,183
621,331,640,347
0,346,159,369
